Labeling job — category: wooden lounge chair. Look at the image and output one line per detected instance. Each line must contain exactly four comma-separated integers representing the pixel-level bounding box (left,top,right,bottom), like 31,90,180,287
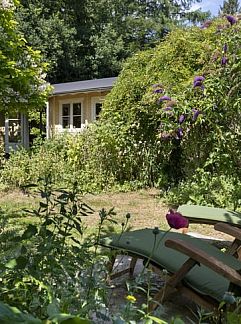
177,204,241,227
101,223,241,311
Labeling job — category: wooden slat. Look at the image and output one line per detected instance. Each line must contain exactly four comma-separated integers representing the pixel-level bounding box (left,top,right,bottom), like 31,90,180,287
165,239,241,286
215,222,241,240
110,268,130,280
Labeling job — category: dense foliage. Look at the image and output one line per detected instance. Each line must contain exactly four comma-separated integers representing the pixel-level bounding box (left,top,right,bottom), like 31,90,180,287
2,16,241,209
0,178,172,323
0,0,49,113
15,0,208,83
220,0,240,14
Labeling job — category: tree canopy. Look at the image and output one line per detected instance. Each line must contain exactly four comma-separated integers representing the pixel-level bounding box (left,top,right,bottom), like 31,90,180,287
220,0,240,15
15,0,208,83
0,0,49,112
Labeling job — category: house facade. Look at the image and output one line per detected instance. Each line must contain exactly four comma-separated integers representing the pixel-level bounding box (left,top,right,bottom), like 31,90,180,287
47,77,117,138
0,77,116,152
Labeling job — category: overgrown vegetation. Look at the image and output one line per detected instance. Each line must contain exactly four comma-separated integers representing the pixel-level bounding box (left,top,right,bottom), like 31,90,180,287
2,16,241,209
0,177,187,323
0,177,119,322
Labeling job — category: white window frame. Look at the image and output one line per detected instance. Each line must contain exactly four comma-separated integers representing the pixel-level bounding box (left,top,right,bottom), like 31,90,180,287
59,99,84,132
91,96,105,121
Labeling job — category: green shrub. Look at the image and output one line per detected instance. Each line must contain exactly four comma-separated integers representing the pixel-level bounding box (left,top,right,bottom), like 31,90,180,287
164,170,241,210
2,17,241,205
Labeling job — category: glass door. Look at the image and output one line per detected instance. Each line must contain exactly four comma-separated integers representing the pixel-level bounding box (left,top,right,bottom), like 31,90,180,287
5,113,21,153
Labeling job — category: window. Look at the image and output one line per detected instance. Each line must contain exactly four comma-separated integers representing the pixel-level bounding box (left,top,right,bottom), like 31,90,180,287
7,113,21,143
60,101,83,130
62,104,70,128
94,103,102,120
73,103,82,128
91,97,104,121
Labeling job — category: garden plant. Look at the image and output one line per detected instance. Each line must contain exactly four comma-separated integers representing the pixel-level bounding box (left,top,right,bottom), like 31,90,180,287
2,15,241,210
2,2,241,322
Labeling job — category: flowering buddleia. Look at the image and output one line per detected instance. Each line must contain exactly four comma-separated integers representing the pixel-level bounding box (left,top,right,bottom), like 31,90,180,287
192,109,201,121
178,114,185,124
226,15,237,26
177,127,183,139
221,56,228,65
158,95,171,102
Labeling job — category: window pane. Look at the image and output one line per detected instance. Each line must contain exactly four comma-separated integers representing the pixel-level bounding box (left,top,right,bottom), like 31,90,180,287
8,119,21,143
95,103,102,119
62,117,70,128
73,116,82,128
62,104,70,116
73,103,81,116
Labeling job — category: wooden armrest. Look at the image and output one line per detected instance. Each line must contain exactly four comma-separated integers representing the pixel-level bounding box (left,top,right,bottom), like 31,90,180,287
214,223,241,241
165,238,241,286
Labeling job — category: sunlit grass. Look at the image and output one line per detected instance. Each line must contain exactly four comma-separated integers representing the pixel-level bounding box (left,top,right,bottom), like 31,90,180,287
0,188,234,241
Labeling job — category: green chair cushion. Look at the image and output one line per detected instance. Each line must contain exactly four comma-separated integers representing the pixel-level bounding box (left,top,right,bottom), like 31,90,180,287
101,229,241,301
177,205,241,227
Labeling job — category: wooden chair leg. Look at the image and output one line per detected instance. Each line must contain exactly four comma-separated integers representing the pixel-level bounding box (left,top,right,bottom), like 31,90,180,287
109,255,139,280
149,258,198,311
228,239,241,258
129,257,138,277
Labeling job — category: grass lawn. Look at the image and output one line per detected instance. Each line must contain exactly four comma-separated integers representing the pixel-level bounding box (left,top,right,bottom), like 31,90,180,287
0,188,233,241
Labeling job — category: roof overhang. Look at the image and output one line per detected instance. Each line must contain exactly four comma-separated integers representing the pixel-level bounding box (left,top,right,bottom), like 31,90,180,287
49,77,117,97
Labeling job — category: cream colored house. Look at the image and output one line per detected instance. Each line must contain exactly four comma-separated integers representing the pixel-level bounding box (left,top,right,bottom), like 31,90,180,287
47,77,117,138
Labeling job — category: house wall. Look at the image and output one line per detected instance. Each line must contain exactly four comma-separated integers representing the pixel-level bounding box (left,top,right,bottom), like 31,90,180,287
48,90,109,137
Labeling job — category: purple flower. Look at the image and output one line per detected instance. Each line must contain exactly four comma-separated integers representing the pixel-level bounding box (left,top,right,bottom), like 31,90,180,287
223,43,228,53
221,56,228,65
164,106,172,111
158,95,171,102
166,209,189,230
194,76,205,82
193,76,205,89
177,127,183,139
226,15,237,26
178,114,185,124
192,109,201,121
193,80,203,88
153,88,163,94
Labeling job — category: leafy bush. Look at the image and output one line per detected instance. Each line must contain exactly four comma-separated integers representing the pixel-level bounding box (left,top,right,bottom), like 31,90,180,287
0,177,117,321
163,170,241,210
2,17,241,207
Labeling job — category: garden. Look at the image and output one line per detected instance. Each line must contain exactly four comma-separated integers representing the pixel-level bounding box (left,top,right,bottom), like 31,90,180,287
1,0,241,322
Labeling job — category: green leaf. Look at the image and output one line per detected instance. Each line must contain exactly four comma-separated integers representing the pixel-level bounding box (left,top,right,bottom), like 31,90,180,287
5,259,17,269
0,302,41,323
46,300,60,317
48,313,91,324
227,312,241,324
39,202,48,208
22,224,38,239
